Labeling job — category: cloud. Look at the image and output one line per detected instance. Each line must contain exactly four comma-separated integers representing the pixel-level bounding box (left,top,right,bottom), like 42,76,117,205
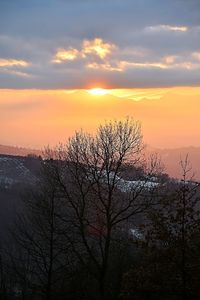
0,0,200,88
162,55,177,64
145,25,188,33
0,59,29,68
87,60,169,72
82,38,115,59
86,62,123,72
52,48,79,63
85,50,200,73
119,61,168,70
0,57,31,78
52,38,115,64
0,69,31,77
192,52,200,60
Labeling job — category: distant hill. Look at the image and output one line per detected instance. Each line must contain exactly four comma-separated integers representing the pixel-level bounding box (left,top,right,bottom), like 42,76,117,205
151,147,200,180
0,144,200,180
0,144,42,157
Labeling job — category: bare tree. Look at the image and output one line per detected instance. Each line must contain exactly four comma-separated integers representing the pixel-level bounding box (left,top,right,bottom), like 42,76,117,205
9,161,72,300
123,155,200,300
45,117,161,299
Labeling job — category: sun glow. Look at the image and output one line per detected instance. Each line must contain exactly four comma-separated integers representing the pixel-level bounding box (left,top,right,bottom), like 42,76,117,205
87,88,110,95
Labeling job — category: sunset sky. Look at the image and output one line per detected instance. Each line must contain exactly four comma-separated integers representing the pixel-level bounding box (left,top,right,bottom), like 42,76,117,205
0,0,200,149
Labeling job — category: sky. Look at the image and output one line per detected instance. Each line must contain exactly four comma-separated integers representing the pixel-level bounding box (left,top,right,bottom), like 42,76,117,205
0,0,200,149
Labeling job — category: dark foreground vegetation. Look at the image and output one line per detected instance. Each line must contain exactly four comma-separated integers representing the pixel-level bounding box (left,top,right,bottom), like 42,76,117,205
0,118,200,300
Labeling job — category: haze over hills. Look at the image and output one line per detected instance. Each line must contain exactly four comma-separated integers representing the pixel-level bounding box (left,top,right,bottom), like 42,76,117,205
152,147,200,180
0,144,200,180
0,144,42,157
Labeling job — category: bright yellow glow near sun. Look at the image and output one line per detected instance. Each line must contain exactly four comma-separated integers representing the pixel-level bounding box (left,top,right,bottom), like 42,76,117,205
87,88,109,95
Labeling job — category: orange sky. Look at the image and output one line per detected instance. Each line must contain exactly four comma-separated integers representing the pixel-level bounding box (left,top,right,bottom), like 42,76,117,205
1,87,200,149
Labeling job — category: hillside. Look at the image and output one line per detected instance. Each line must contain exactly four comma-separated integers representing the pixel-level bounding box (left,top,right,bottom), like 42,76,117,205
0,144,42,157
0,154,41,189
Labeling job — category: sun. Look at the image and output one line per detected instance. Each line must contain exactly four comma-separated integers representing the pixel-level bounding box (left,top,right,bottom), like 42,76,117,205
87,88,110,96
